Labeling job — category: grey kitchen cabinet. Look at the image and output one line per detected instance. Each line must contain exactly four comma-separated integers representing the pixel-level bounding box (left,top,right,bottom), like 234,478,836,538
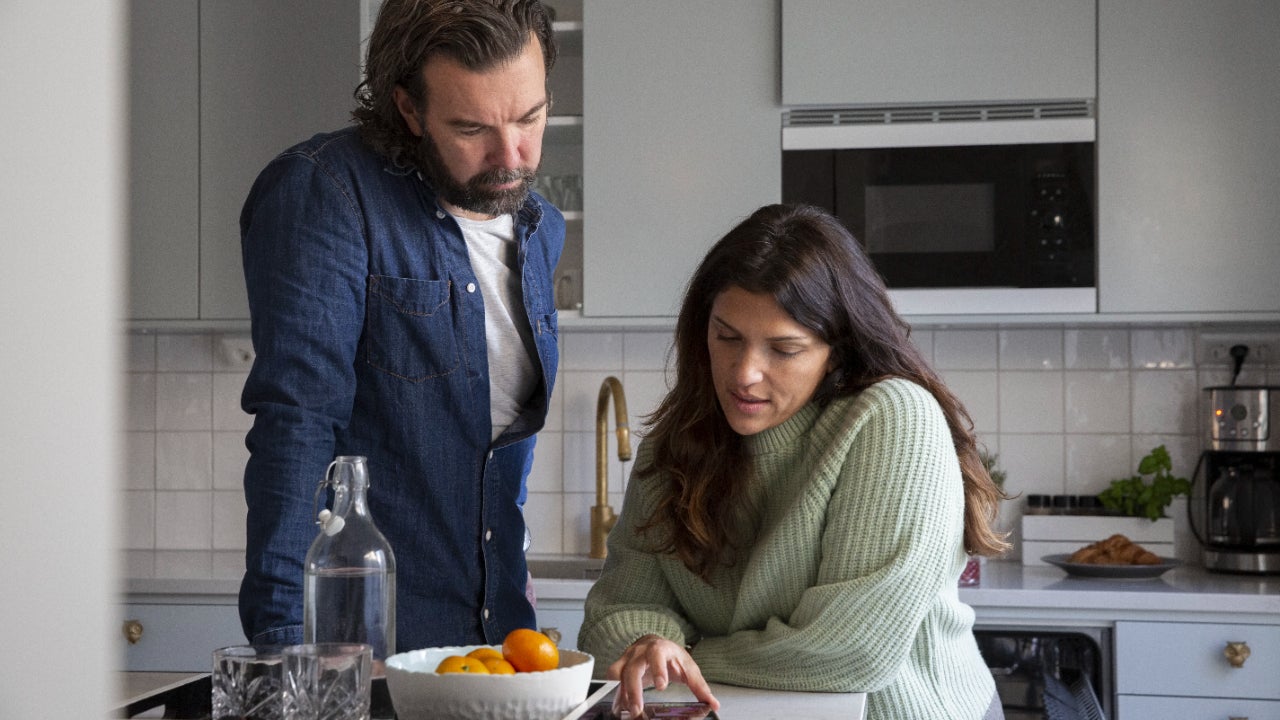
128,0,200,319
120,601,244,672
582,1,780,317
127,0,359,322
1098,1,1280,315
781,0,1096,106
1115,620,1280,717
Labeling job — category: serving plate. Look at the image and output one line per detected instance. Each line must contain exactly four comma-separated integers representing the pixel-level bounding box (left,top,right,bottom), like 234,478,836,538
1042,553,1180,579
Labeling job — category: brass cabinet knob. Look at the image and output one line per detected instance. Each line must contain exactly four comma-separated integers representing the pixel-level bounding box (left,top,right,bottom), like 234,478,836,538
1223,640,1251,668
123,619,144,644
539,627,562,646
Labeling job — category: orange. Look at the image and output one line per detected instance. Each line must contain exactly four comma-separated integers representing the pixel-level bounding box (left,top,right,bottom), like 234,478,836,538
434,655,490,674
502,628,559,673
481,657,517,675
466,647,505,663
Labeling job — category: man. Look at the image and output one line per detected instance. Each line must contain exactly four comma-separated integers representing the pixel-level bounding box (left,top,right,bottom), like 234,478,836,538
237,0,562,652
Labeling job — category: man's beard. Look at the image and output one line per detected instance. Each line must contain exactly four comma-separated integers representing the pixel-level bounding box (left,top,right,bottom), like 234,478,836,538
416,130,537,217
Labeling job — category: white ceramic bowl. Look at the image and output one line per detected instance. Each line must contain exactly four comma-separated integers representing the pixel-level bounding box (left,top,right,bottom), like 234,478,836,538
385,645,594,720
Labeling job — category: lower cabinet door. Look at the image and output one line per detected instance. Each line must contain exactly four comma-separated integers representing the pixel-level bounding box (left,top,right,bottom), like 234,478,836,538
1118,694,1280,719
534,600,586,653
121,603,245,672
1115,620,1280,700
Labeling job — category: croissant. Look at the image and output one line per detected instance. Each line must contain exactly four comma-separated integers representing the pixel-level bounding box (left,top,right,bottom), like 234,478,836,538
1068,534,1161,565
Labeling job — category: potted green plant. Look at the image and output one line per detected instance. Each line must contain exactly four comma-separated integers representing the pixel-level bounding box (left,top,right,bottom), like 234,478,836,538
1098,445,1191,521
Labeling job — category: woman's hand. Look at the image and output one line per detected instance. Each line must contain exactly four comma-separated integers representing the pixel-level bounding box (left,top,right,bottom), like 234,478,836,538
606,634,720,717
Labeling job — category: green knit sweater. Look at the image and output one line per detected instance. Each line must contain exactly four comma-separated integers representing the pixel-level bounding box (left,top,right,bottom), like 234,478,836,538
578,379,996,720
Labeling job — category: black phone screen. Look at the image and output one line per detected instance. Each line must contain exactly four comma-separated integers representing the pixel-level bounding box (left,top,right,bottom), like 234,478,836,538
577,701,720,719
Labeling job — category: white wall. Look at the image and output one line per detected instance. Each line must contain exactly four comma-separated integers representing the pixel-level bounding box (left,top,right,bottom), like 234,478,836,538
1,2,125,717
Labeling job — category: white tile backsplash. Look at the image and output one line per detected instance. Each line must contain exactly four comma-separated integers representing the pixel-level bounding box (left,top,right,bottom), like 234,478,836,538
1131,370,1198,435
622,331,674,370
1064,434,1132,492
121,323,1279,577
934,329,998,370
157,334,212,372
212,373,252,431
997,433,1066,497
941,370,999,435
156,373,212,431
213,431,249,491
212,490,247,550
1065,371,1130,434
124,432,156,490
999,371,1064,434
560,331,623,370
155,491,213,550
125,373,156,431
1131,327,1195,369
1000,329,1064,370
526,431,565,493
1065,328,1129,369
156,432,213,490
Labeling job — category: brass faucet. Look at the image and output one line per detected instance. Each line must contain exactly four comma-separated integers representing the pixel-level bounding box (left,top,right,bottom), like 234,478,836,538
591,376,631,559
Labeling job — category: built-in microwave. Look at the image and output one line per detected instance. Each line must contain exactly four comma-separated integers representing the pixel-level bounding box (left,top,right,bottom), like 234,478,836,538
782,101,1097,315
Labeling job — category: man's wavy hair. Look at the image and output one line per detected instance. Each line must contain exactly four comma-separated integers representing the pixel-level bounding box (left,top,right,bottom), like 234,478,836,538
353,0,557,167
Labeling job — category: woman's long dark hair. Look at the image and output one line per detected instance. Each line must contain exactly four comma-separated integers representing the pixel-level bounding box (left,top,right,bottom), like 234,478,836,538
638,204,1010,580
352,0,557,167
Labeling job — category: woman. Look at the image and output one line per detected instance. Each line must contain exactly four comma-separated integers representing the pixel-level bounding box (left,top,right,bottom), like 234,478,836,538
577,204,1009,720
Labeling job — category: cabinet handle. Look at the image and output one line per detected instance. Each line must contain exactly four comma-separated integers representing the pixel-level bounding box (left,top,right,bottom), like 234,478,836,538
123,619,144,644
1223,641,1250,668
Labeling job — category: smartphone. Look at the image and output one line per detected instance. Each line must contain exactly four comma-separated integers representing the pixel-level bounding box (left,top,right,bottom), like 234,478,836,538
577,701,720,719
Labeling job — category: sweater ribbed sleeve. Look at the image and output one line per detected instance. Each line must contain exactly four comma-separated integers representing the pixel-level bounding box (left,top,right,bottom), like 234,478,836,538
577,379,995,720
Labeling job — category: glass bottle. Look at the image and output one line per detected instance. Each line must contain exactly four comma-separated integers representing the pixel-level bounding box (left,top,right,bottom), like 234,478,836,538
303,456,396,671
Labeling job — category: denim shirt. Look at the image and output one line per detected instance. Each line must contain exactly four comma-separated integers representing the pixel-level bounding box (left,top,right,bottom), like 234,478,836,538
237,127,563,651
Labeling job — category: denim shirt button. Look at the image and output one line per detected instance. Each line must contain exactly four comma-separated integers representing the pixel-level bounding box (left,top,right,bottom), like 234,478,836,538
483,607,490,620
435,209,445,219
466,282,477,293
485,528,493,541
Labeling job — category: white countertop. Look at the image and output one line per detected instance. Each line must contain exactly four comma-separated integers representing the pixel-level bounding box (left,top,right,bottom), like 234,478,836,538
124,559,1280,626
609,682,867,720
961,559,1280,626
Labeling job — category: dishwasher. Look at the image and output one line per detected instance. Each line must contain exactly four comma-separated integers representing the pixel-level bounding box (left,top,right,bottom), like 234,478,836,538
974,626,1110,720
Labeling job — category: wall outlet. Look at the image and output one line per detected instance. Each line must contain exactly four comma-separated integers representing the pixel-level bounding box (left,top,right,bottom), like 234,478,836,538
1196,331,1279,365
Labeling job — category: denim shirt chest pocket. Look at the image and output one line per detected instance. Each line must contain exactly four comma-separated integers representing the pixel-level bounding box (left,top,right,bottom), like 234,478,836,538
365,274,458,382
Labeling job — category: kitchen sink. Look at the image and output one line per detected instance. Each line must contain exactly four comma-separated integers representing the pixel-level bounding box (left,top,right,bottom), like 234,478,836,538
527,555,605,581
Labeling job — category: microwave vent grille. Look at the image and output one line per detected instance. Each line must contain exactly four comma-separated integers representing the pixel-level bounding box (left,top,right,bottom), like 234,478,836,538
784,100,1095,127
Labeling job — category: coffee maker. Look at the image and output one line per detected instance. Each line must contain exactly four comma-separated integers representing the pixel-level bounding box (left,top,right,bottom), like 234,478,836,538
1192,384,1280,574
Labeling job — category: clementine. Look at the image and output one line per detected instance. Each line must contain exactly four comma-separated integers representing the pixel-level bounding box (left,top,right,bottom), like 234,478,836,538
502,628,559,673
434,655,490,674
465,646,505,663
481,657,517,675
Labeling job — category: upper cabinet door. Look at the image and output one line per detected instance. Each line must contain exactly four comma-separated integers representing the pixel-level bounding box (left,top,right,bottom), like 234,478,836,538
128,0,200,320
582,1,780,318
1097,1,1280,314
782,0,1096,106
198,0,359,320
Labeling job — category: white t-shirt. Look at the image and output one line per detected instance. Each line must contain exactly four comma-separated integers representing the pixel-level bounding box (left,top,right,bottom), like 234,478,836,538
451,212,539,441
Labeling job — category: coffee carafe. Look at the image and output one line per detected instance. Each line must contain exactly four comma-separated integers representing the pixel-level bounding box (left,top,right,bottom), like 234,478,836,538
1192,385,1280,574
